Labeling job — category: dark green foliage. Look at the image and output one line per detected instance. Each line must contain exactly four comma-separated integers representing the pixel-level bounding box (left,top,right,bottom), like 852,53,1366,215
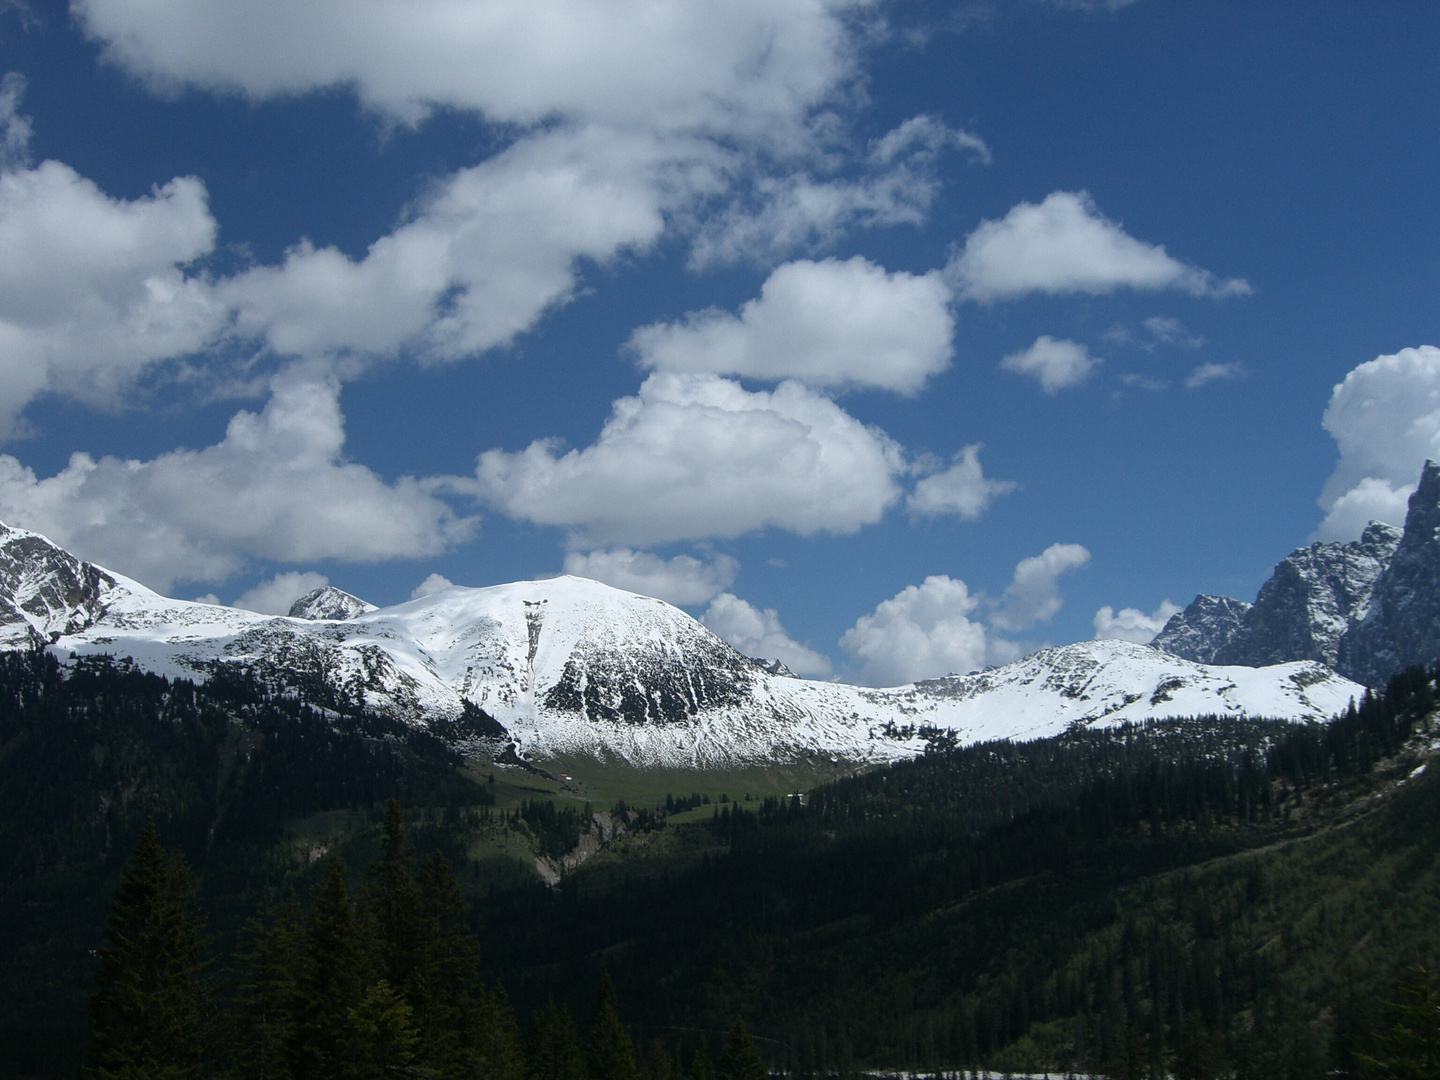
586,976,639,1080
715,1022,766,1080
515,798,593,859
1362,968,1440,1080
0,649,488,1072
287,857,384,1080
87,820,207,1080
476,664,1440,1076
528,999,587,1080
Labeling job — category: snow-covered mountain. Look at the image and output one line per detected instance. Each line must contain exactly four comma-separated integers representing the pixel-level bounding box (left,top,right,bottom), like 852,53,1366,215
0,523,1364,769
1155,460,1440,687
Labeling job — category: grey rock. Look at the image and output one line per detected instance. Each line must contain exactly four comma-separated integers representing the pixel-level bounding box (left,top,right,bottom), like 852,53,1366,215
288,585,377,621
1152,594,1252,663
1337,460,1440,686
1215,521,1401,668
0,524,116,643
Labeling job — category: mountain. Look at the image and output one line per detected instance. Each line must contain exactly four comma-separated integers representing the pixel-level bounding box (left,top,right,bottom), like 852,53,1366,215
1155,460,1440,686
0,524,1363,769
288,585,377,620
1338,460,1440,686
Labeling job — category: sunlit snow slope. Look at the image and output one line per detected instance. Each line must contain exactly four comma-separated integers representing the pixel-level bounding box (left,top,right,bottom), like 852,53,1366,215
0,523,1365,768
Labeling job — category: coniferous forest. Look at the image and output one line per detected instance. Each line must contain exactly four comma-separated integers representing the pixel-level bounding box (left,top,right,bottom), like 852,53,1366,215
1,648,1439,1078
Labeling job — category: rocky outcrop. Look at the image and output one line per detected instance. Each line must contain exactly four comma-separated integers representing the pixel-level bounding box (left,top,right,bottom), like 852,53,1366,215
1155,461,1439,687
1215,521,1401,668
289,585,377,620
1151,595,1252,663
1336,461,1440,686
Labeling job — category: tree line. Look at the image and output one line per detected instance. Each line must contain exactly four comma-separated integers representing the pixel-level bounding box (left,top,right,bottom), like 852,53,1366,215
89,801,770,1080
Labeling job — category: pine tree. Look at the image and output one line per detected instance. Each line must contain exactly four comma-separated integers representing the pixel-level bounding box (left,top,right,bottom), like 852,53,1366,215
413,848,484,1076
289,857,391,1080
685,1037,717,1080
587,976,639,1080
88,819,208,1080
475,985,527,1080
1364,967,1440,1080
528,997,587,1080
715,1021,767,1080
230,893,301,1080
368,800,423,997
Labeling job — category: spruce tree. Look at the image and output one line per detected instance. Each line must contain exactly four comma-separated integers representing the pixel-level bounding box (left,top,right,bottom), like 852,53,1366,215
88,819,208,1080
288,857,390,1080
413,848,483,1076
528,997,587,1080
230,893,301,1080
685,1037,717,1080
586,975,639,1080
474,985,527,1080
715,1021,767,1080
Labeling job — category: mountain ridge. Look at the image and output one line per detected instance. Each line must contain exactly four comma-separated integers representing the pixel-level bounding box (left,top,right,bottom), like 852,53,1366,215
1155,459,1440,686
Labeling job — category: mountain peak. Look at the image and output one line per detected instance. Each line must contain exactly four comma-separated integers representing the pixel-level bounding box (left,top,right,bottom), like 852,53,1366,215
289,585,377,621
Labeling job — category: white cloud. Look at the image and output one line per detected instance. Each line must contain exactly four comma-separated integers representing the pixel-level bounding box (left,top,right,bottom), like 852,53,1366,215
702,592,831,676
474,372,905,547
233,570,329,615
907,444,1017,518
689,116,990,267
630,257,954,394
222,125,693,364
1314,344,1440,540
563,548,737,606
1093,600,1181,644
1184,361,1244,389
0,73,31,170
0,143,223,435
191,592,220,605
989,542,1091,632
76,0,854,139
410,572,454,600
1000,335,1102,393
1143,315,1203,348
0,366,473,590
949,191,1250,303
839,574,1015,686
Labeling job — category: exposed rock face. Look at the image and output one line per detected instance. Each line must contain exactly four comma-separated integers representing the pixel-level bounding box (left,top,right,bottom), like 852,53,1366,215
1216,521,1401,668
1337,461,1440,686
1151,595,1252,663
1155,461,1439,687
0,524,116,644
288,586,377,621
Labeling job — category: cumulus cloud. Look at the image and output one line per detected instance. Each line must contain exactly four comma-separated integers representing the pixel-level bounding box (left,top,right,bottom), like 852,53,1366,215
473,372,905,547
989,542,1091,632
75,0,853,138
630,257,953,394
1093,600,1181,644
222,125,691,364
0,367,474,590
839,575,1016,686
949,191,1250,303
1184,361,1244,389
1314,344,1440,540
702,592,831,676
0,88,223,435
410,572,454,600
233,570,329,615
1000,336,1102,393
907,444,1017,518
563,547,737,606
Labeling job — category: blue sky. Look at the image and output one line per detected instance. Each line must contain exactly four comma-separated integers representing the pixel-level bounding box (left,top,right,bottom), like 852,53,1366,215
0,0,1437,684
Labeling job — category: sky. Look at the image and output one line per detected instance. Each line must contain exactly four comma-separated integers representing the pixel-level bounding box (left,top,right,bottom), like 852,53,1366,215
0,0,1436,685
